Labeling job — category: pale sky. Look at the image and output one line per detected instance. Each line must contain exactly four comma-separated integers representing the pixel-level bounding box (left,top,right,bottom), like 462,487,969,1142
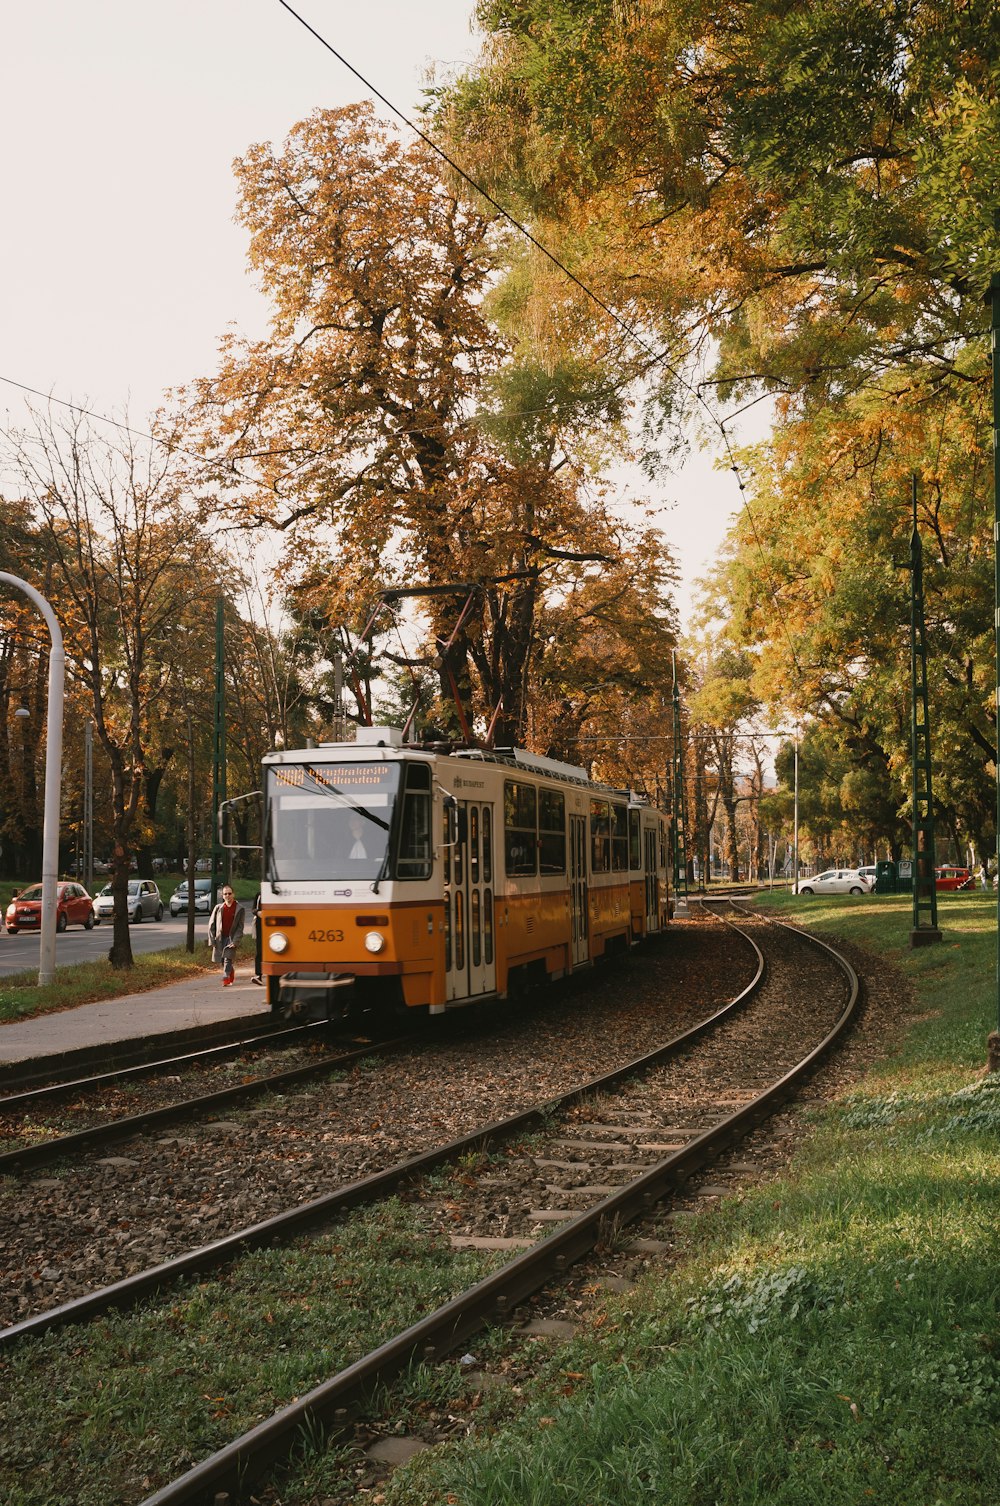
1,0,745,620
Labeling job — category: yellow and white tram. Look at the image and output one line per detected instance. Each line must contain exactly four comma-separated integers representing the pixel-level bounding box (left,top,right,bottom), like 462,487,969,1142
259,727,671,1016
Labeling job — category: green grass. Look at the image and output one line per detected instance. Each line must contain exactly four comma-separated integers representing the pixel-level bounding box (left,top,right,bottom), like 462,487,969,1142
0,1200,503,1506
753,888,996,1065
376,890,1000,1506
0,947,232,1026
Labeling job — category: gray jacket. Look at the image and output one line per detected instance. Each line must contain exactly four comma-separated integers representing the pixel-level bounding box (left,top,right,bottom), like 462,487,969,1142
208,899,245,963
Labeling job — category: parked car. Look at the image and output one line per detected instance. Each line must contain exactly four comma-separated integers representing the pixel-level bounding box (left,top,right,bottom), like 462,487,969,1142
795,869,872,896
5,881,96,933
94,878,164,922
169,878,213,917
857,865,877,886
934,866,973,891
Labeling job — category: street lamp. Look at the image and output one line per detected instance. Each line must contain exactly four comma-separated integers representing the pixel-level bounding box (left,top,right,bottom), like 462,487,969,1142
793,731,800,894
0,574,64,986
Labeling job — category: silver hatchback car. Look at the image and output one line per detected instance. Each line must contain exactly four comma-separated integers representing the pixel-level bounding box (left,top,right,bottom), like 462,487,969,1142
93,878,164,922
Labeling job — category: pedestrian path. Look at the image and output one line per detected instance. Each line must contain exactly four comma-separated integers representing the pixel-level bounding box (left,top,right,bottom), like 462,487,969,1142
0,966,270,1068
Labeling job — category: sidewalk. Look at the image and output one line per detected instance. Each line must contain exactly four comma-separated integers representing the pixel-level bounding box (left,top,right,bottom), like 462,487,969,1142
0,966,271,1070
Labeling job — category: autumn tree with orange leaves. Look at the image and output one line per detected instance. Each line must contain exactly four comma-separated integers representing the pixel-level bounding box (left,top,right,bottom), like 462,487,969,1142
4,407,221,967
182,102,672,745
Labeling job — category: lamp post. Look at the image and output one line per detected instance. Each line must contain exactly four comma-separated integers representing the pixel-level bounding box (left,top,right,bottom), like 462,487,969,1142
0,574,64,986
793,731,800,894
990,251,1000,1059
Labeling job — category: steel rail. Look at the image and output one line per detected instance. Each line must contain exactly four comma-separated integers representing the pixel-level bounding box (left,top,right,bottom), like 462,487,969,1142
1,924,765,1348
0,1034,415,1176
0,1020,331,1111
137,923,858,1506
0,1012,308,1096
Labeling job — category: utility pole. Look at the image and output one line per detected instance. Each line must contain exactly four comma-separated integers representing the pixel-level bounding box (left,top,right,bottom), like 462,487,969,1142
83,719,93,892
211,597,228,902
671,658,689,915
989,243,1000,1061
793,732,800,894
908,476,941,947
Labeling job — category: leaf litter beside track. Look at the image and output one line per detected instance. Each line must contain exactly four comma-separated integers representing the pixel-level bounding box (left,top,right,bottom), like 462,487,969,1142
0,920,753,1330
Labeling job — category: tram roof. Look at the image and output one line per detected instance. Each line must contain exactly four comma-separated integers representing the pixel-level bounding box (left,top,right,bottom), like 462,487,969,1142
266,729,660,808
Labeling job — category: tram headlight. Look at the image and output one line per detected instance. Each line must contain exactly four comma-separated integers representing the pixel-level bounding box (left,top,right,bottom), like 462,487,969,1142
269,932,289,954
364,931,386,954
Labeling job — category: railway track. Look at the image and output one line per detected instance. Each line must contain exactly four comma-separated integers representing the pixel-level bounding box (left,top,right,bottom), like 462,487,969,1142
1,908,862,1506
0,1012,311,1096
0,1029,415,1174
0,1017,331,1110
0,916,751,1330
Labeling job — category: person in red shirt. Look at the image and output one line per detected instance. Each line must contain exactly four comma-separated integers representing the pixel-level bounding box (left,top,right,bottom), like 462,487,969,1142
207,884,245,986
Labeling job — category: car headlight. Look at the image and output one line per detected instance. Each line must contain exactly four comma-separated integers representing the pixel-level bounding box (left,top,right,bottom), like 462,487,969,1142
269,932,289,954
364,931,386,954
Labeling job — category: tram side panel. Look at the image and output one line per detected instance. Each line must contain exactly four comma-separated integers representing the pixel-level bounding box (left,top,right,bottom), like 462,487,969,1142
493,771,576,990
628,810,671,939
586,794,632,958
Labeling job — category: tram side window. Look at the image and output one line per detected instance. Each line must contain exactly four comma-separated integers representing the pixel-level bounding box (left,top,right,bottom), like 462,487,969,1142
504,780,537,875
482,807,493,884
590,798,611,873
611,804,629,872
538,788,566,873
629,809,642,870
442,806,451,885
396,764,432,879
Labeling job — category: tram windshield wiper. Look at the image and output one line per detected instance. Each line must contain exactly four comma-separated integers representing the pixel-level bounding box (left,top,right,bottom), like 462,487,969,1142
303,768,391,831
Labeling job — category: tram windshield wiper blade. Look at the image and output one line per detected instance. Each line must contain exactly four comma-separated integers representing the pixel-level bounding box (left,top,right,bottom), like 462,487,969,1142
303,767,391,831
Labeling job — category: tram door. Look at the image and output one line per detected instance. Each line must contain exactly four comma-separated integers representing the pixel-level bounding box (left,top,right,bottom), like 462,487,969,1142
444,801,497,1002
569,813,589,966
644,828,659,933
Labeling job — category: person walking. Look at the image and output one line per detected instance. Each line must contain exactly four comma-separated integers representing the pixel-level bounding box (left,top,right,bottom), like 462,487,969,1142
208,883,245,987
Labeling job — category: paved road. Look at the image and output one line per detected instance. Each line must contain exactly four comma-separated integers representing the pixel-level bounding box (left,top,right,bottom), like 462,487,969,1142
0,914,212,979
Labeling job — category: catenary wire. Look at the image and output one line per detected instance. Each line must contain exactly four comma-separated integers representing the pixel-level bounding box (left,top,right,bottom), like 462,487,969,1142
2,11,802,680
271,0,804,677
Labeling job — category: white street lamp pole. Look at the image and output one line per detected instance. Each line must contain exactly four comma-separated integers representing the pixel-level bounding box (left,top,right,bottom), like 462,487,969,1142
0,574,64,986
793,732,800,894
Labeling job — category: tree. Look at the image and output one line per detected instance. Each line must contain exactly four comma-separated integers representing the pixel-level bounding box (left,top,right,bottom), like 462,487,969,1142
3,406,220,967
686,641,766,883
182,102,649,745
447,0,1000,410
708,367,995,859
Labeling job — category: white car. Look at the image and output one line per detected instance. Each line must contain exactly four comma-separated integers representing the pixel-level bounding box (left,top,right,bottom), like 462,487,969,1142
170,878,213,916
94,879,164,922
795,869,872,896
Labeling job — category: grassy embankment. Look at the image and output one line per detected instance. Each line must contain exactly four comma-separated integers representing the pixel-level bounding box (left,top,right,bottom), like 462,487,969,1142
1,891,997,1505
370,890,1000,1506
0,871,257,1026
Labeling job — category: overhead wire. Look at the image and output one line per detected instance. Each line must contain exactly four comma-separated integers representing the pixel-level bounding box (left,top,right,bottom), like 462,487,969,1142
271,0,804,680
1,4,802,680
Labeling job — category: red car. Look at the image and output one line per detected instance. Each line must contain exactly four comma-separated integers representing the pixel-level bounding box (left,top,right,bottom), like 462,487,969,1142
5,882,97,933
934,866,973,892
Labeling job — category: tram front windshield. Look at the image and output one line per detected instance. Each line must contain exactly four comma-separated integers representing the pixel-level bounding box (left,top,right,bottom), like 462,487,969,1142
266,763,399,882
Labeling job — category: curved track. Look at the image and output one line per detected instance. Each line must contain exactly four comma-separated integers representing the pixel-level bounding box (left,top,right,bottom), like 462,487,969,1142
2,908,862,1506
137,908,859,1506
